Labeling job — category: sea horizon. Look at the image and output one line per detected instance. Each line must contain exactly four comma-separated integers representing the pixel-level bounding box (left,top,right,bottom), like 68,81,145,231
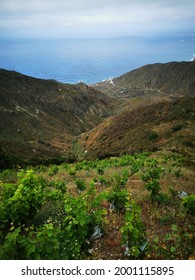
0,35,194,84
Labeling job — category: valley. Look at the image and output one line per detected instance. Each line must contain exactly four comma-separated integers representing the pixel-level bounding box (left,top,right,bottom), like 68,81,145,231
0,61,194,260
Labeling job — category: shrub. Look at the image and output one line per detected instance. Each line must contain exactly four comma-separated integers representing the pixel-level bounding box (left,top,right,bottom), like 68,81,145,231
144,179,161,199
107,185,129,211
98,176,107,186
97,166,104,175
68,168,76,176
34,165,47,173
182,195,195,216
140,160,164,201
149,131,159,141
172,123,184,132
49,180,67,194
55,181,67,194
48,165,59,176
174,168,182,178
121,200,146,259
92,178,98,183
75,179,86,191
0,170,46,231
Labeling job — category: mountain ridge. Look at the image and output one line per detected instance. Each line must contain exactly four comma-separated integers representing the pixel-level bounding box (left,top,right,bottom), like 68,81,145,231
92,61,195,98
0,69,118,167
0,61,194,167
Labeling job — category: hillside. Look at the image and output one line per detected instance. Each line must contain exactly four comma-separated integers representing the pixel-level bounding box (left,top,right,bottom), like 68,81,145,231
79,97,195,161
0,69,118,167
1,61,195,167
92,61,195,98
80,62,195,161
0,62,194,260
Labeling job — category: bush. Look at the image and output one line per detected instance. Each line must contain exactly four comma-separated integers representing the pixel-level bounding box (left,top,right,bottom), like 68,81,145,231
182,195,195,216
48,165,59,176
172,123,184,132
97,166,104,175
68,168,76,176
98,176,107,186
75,179,86,191
121,200,146,259
49,180,67,194
107,185,129,211
174,168,182,178
149,131,159,141
140,159,164,201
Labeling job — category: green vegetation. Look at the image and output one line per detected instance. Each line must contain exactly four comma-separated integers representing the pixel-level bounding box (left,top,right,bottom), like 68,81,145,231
140,158,165,202
172,123,184,132
0,152,194,260
121,199,146,259
148,131,159,141
48,165,59,176
183,195,195,218
75,178,86,192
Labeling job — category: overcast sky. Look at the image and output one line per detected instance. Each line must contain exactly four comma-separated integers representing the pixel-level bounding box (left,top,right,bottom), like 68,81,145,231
0,0,194,39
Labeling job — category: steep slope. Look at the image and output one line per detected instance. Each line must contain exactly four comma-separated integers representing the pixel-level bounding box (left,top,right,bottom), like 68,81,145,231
1,61,195,167
92,61,195,98
79,97,195,160
0,69,118,167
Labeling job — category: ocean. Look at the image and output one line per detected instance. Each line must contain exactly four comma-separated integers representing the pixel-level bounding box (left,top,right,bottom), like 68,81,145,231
0,36,194,84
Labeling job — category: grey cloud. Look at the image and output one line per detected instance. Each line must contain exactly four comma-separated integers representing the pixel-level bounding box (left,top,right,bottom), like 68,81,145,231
0,0,194,38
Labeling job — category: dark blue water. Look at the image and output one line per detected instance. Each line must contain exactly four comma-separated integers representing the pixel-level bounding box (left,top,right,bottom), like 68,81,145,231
0,36,194,84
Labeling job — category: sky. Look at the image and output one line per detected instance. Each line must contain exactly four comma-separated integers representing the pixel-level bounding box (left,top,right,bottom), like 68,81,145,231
0,0,195,39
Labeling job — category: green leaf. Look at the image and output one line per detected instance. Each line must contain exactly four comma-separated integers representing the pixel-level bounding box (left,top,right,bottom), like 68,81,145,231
171,224,178,232
47,231,53,238
165,234,171,241
66,224,72,231
154,236,159,243
26,244,36,257
170,246,176,253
